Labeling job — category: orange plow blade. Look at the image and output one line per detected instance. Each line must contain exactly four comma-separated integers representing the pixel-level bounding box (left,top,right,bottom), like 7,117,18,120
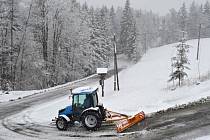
116,111,145,133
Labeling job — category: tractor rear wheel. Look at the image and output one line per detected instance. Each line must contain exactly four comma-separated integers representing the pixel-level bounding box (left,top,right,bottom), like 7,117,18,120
81,111,102,131
56,117,68,130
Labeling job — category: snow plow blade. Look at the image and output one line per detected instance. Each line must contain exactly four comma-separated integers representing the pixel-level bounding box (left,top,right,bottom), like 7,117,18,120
116,111,145,133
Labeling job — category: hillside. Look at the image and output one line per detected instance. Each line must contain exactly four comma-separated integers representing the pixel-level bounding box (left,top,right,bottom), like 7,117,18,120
101,38,210,115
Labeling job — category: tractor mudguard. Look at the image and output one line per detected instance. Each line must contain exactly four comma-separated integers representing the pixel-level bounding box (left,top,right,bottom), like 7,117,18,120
81,107,100,117
58,115,71,122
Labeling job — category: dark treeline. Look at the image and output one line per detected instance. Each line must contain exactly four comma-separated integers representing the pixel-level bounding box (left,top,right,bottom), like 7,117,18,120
0,0,210,90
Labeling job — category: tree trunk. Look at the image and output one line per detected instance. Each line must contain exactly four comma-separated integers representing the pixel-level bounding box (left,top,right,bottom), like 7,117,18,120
10,0,14,90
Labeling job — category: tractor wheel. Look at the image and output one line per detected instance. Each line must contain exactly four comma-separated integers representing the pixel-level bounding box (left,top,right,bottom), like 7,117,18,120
56,117,68,131
81,111,102,131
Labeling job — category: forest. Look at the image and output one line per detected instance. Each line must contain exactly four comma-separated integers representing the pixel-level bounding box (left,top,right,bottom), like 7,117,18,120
0,0,210,90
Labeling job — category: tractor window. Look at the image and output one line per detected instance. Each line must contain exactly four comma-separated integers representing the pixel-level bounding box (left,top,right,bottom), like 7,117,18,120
73,94,86,107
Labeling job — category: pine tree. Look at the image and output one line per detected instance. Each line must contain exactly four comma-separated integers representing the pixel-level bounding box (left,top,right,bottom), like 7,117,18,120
178,3,188,32
187,2,200,39
203,1,210,37
110,6,118,35
119,0,137,60
169,32,190,86
89,7,112,69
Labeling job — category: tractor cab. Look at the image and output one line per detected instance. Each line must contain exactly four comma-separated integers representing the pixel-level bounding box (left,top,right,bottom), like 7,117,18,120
71,87,99,118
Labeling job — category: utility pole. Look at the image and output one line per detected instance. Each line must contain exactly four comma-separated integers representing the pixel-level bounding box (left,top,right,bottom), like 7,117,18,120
196,24,202,80
197,24,201,60
113,35,119,91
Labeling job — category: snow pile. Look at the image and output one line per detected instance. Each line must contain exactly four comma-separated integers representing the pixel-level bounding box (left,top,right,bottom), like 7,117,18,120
23,38,210,123
0,90,39,102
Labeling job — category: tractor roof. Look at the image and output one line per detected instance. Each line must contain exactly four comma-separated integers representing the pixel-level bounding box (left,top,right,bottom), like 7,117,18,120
72,86,98,95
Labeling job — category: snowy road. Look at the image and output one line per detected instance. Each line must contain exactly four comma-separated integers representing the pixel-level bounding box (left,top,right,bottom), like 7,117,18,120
0,75,103,140
0,71,130,140
1,83,210,140
127,98,210,140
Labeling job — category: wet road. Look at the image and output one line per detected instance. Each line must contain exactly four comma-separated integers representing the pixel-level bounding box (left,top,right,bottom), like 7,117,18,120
1,72,210,139
123,97,210,140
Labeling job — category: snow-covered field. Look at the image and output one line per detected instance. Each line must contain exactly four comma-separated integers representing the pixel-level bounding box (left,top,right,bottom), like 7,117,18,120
1,38,210,139
101,38,210,115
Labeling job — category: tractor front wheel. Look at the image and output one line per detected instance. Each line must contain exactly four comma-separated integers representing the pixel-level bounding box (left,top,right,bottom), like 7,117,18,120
82,111,102,131
56,117,68,131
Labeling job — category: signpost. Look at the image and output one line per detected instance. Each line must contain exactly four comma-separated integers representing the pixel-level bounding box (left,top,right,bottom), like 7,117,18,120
97,68,107,97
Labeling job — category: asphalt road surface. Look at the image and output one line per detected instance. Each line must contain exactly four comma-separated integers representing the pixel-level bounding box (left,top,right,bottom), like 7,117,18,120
123,98,210,140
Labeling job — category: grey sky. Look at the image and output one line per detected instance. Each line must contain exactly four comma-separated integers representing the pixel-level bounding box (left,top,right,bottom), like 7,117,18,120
77,0,209,15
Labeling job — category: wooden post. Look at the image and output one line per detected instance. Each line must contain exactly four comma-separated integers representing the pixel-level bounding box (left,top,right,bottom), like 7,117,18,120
113,35,119,91
197,24,201,80
197,24,201,60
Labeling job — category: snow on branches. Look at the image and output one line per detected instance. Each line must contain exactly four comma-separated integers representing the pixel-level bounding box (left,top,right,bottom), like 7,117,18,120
169,32,191,86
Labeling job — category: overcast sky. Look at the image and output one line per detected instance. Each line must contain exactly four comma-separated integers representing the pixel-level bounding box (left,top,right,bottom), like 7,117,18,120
77,0,210,15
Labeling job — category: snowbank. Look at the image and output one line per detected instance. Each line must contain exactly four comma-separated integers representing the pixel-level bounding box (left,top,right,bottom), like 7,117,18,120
0,90,39,102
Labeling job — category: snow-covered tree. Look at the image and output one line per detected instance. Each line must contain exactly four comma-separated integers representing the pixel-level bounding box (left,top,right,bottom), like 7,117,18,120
169,32,190,86
119,0,137,60
203,1,210,37
187,2,200,39
0,0,22,90
178,3,188,32
89,7,112,68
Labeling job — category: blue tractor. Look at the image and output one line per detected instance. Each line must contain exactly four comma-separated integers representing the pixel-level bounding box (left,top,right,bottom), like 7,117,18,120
56,86,106,131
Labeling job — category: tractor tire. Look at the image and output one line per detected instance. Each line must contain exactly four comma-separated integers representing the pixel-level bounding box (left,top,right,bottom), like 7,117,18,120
56,117,68,131
81,111,102,131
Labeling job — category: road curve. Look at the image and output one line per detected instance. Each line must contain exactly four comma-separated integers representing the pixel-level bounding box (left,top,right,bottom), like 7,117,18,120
1,72,210,140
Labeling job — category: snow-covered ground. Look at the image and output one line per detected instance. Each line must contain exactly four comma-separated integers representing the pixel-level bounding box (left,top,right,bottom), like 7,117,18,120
26,38,210,124
1,38,210,139
196,135,210,140
0,90,39,102
101,38,210,115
